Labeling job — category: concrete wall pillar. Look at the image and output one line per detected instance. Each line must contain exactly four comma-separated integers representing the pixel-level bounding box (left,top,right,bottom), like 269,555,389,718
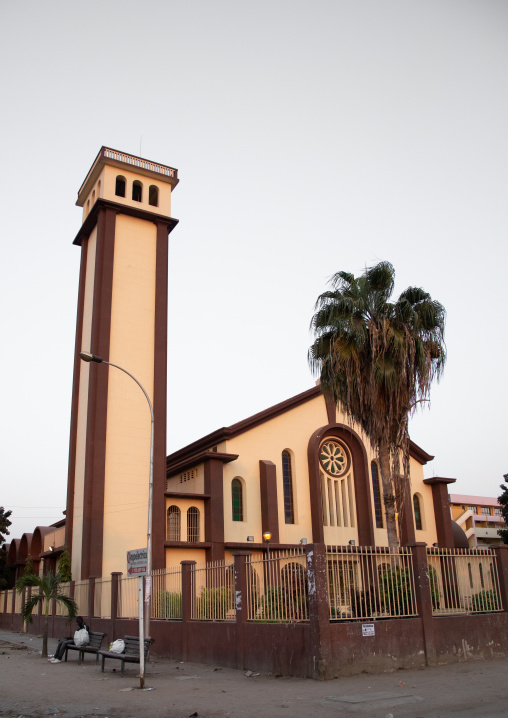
493,545,508,612
234,552,251,670
408,542,436,664
306,543,332,680
181,560,196,661
110,572,122,638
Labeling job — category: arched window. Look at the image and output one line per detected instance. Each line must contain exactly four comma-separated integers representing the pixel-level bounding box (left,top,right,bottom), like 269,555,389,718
413,494,422,531
187,507,200,542
92,189,95,205
371,461,383,528
132,180,142,202
282,450,294,524
115,175,126,197
166,505,180,541
232,478,243,521
148,185,159,206
86,199,90,216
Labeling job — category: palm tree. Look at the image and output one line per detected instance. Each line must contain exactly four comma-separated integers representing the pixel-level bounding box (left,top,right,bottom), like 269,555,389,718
309,261,446,547
16,571,78,658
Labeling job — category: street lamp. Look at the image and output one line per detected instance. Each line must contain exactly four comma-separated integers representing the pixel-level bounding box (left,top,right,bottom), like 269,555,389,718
263,531,272,560
79,351,153,686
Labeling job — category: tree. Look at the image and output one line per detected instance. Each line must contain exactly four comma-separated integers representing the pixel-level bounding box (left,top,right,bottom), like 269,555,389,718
497,480,508,544
58,546,72,583
23,555,36,578
309,261,446,547
16,572,78,658
0,507,13,589
0,506,12,545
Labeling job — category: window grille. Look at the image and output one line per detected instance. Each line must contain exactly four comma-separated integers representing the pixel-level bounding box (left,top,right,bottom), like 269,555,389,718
167,505,180,541
187,507,200,542
232,479,243,521
282,451,295,524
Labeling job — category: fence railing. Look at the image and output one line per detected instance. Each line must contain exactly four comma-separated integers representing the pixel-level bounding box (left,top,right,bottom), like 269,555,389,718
55,582,71,616
247,548,309,622
151,567,182,619
327,545,417,620
73,580,89,616
1,546,506,627
190,560,235,621
93,579,112,619
426,548,503,615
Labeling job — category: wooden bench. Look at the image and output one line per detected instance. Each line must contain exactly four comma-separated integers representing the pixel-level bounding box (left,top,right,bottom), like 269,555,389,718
63,631,107,664
98,635,153,675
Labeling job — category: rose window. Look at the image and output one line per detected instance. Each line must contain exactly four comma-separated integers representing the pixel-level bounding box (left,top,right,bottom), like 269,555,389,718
320,440,348,476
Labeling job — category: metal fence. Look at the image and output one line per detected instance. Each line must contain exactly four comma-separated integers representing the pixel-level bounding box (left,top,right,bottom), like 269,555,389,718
151,567,182,619
190,560,235,621
327,545,417,620
246,548,309,622
73,580,89,616
426,548,503,615
116,576,138,619
93,579,112,618
55,582,71,616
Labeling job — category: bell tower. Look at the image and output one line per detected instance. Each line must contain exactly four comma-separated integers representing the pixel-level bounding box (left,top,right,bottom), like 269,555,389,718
65,147,179,580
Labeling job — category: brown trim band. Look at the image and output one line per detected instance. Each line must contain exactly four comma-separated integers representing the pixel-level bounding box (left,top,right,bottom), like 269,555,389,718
167,451,239,478
73,198,178,246
65,240,89,558
81,207,117,579
152,221,170,570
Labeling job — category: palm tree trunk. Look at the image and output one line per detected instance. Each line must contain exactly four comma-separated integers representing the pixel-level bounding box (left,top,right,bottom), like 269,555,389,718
379,442,399,549
42,600,49,658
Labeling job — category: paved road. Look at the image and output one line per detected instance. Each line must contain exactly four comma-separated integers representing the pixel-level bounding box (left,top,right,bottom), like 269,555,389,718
1,629,508,718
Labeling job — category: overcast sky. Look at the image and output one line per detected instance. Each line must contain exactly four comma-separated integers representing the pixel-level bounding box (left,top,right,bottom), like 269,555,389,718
1,1,507,540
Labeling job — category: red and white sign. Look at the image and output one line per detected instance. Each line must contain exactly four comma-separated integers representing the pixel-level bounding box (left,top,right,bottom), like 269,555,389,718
127,548,148,576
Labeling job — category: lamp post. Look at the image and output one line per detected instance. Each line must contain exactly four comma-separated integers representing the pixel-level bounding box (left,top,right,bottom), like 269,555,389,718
79,351,153,686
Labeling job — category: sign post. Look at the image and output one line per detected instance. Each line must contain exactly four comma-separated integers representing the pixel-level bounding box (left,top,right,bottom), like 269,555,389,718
128,550,148,689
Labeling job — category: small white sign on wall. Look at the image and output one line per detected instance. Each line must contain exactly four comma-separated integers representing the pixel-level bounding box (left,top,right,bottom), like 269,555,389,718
362,623,375,637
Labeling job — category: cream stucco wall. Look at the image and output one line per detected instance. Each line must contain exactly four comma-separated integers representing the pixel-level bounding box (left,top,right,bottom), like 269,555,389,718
81,166,172,222
217,393,435,548
71,227,97,579
164,497,205,543
165,547,206,569
166,462,205,494
408,456,438,546
101,215,157,577
222,395,329,545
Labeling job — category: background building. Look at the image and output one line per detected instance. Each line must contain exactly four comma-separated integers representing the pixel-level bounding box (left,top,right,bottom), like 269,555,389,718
450,494,504,548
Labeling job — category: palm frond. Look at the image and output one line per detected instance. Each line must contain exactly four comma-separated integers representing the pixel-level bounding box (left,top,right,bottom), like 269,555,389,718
21,593,43,624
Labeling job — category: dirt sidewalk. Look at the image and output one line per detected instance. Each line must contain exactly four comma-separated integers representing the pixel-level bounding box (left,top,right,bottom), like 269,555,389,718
1,629,508,718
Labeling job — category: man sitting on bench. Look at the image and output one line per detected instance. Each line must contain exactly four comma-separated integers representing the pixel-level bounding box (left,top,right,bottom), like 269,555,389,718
50,616,90,664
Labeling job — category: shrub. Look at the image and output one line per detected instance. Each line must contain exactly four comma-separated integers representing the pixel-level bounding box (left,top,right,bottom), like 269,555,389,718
152,590,182,619
378,565,413,616
195,586,233,620
470,589,499,613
